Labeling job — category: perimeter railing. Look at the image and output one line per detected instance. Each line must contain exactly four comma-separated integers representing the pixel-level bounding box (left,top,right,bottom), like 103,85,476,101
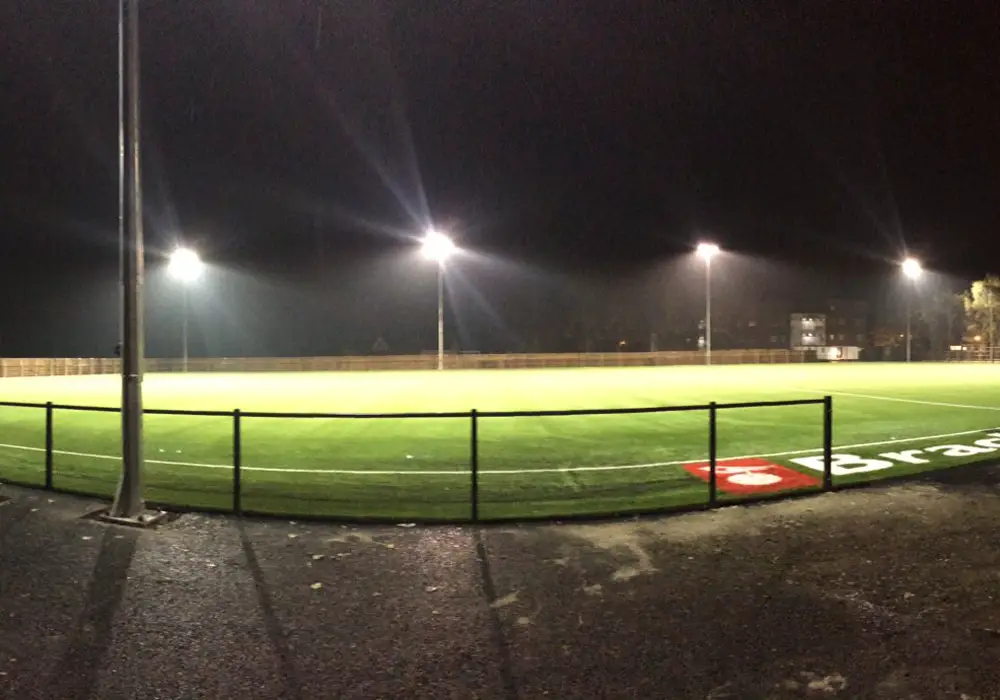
0,397,833,522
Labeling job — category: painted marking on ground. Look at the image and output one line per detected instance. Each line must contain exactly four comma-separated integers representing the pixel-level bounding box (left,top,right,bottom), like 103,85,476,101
683,458,820,493
791,388,1000,412
0,424,997,476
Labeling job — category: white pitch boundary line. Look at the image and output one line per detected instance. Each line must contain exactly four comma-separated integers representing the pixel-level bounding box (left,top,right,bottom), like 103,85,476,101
0,424,998,476
789,388,1000,412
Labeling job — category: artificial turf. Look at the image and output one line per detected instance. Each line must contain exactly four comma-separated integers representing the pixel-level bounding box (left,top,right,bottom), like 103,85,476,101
1,363,999,520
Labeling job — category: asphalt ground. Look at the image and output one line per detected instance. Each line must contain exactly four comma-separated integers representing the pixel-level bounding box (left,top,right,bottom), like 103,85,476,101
4,466,1000,699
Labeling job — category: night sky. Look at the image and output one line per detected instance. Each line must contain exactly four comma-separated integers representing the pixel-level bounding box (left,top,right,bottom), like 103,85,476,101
1,1,998,356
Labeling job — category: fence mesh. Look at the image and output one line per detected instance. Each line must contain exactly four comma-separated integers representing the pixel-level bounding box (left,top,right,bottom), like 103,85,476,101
477,410,711,519
49,408,121,497
0,404,47,487
239,416,472,520
143,413,233,511
0,397,831,521
714,403,826,503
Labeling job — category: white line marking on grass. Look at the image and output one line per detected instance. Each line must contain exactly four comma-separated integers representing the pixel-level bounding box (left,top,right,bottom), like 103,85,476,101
0,424,998,476
473,425,1000,475
0,443,233,470
0,443,463,475
790,388,1000,412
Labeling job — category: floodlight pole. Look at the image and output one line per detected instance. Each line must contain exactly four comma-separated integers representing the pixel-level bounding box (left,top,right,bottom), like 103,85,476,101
110,0,145,518
437,262,445,370
182,285,189,372
986,280,997,362
704,256,712,366
905,286,912,363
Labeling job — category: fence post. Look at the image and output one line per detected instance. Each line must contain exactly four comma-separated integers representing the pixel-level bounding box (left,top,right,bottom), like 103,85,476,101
708,402,718,506
470,409,479,522
233,409,242,516
45,402,54,490
822,396,833,491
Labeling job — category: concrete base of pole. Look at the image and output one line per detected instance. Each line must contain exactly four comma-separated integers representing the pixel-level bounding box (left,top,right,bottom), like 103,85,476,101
94,507,169,528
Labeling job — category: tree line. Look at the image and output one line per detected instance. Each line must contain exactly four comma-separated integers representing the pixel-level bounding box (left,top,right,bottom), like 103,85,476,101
890,275,1000,359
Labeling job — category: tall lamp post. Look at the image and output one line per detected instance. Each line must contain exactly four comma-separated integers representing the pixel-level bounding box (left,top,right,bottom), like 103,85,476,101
697,243,721,365
902,257,922,363
421,230,456,370
168,248,203,372
110,0,144,519
988,285,995,361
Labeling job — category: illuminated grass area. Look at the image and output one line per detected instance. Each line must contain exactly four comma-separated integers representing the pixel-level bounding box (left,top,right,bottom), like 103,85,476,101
1,363,999,520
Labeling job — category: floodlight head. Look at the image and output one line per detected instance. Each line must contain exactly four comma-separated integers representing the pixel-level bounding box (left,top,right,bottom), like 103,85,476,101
696,242,720,261
168,247,203,283
902,257,922,280
421,230,456,263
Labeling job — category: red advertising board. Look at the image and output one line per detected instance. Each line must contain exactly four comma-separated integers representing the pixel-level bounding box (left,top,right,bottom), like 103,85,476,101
683,457,819,494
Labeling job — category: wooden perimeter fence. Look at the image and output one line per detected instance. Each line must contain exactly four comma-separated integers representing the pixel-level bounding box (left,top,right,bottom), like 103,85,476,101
0,349,811,378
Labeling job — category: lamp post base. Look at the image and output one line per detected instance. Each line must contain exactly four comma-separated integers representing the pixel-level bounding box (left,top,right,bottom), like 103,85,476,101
94,507,170,529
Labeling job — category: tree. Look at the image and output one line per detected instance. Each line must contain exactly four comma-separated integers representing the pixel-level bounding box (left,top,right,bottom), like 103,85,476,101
963,275,1000,347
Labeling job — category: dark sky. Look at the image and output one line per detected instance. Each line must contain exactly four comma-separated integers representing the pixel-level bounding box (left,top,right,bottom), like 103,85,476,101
1,0,998,355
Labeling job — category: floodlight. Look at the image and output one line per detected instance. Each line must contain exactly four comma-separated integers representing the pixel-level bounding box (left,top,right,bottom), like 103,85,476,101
901,257,922,280
696,242,720,261
421,230,456,263
168,247,203,283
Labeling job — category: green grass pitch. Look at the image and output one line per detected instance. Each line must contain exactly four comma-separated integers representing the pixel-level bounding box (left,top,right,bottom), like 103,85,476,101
1,363,999,520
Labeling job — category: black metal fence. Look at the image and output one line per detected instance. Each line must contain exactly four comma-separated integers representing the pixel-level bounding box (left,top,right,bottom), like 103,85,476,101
0,396,833,522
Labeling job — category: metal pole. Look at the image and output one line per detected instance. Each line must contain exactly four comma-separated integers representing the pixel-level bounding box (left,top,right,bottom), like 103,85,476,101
45,402,53,490
708,402,717,506
437,262,445,371
905,283,912,363
705,258,712,365
233,409,242,516
182,284,189,372
823,396,833,491
990,287,995,363
110,0,145,518
470,409,479,521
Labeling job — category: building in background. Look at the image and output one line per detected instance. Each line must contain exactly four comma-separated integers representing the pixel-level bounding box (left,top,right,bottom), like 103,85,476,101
789,313,827,349
824,299,869,348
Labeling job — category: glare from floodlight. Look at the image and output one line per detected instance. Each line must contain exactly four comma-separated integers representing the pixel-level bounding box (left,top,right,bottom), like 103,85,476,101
421,230,456,263
168,247,203,283
696,242,720,261
902,257,922,280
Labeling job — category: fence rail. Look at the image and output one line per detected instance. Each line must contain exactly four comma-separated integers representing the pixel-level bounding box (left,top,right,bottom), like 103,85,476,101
0,396,834,522
0,349,812,377
947,348,1000,363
